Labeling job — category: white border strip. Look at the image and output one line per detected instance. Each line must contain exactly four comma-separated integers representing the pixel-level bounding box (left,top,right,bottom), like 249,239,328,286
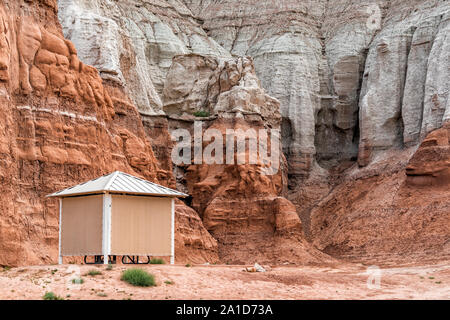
102,193,112,264
103,171,120,191
170,198,175,265
58,199,62,264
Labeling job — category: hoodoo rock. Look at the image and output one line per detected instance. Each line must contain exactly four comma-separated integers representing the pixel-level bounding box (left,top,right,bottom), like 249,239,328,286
162,53,330,264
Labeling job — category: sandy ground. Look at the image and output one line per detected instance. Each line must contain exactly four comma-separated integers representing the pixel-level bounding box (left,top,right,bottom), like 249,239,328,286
0,262,449,300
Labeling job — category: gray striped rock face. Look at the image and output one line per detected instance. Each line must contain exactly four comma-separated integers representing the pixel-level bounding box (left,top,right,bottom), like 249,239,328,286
184,0,450,173
58,0,230,116
59,0,450,175
358,0,450,166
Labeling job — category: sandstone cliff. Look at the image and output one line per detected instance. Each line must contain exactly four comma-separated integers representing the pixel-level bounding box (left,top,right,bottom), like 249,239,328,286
0,0,217,266
1,0,449,267
57,0,450,177
56,0,328,265
181,0,450,264
58,0,230,116
182,0,450,263
309,125,450,264
162,53,330,264
0,0,324,267
185,0,450,176
61,0,450,177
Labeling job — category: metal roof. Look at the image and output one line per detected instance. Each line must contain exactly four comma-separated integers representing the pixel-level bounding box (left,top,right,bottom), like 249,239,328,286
47,171,188,198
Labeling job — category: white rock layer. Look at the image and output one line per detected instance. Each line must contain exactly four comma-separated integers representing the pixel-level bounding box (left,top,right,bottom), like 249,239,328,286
58,0,230,115
185,0,450,170
58,0,450,171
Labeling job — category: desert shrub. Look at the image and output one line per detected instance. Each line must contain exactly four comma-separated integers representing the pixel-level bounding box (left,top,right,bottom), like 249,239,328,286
106,264,113,271
150,258,165,264
193,110,210,117
121,268,155,287
43,292,63,300
72,277,84,284
164,280,174,285
87,269,102,276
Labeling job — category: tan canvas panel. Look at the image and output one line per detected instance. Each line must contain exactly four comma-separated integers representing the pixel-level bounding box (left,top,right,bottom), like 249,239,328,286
61,195,103,255
111,195,171,256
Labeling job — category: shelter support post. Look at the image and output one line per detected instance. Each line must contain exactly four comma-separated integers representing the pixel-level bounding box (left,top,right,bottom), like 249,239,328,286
58,198,62,265
171,198,175,265
102,193,112,265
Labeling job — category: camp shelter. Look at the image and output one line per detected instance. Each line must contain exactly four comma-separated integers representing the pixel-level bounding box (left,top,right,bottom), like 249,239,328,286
48,171,188,264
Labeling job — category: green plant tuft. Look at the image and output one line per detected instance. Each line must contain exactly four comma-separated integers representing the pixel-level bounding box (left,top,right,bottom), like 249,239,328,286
43,292,64,300
121,268,155,287
193,110,210,117
72,277,84,284
150,258,165,265
87,269,102,276
106,264,113,271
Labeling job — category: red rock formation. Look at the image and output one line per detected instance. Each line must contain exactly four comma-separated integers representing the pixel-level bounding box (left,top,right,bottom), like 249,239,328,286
175,201,218,264
3,0,446,269
184,118,332,265
0,0,217,267
157,53,333,265
309,129,450,264
406,123,450,187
